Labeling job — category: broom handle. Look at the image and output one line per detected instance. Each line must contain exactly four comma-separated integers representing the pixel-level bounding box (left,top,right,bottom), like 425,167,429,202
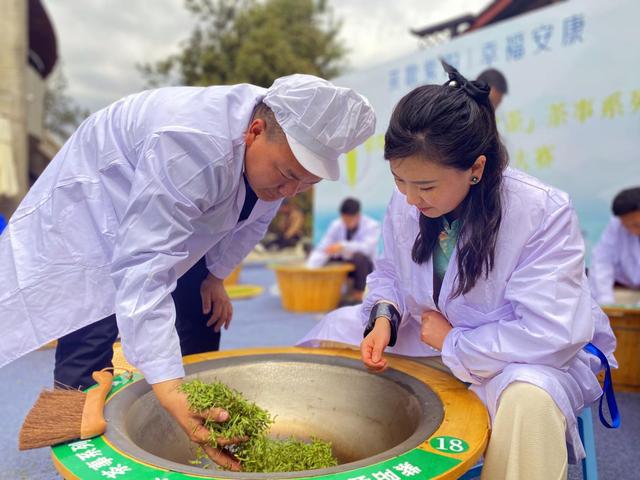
79,370,114,439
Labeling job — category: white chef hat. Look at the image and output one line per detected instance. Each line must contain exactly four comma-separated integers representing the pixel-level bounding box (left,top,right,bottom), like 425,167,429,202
263,74,376,181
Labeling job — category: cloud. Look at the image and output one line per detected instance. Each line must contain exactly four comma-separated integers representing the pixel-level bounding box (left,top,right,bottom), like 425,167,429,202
333,0,485,71
44,0,486,112
46,0,193,111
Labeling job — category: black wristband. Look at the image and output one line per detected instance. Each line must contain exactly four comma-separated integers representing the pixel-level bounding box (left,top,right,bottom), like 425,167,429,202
363,302,401,347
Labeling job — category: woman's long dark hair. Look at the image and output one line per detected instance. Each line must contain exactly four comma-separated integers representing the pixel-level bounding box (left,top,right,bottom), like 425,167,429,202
384,61,508,298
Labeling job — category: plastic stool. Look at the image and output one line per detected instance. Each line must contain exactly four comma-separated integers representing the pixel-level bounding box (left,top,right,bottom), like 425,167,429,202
577,407,598,480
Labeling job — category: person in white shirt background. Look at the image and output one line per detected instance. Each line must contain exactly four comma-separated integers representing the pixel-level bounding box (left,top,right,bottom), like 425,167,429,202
589,186,640,305
306,197,380,304
0,73,375,469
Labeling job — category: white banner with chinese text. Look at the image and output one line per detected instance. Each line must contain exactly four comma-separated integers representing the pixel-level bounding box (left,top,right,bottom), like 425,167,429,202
316,0,639,258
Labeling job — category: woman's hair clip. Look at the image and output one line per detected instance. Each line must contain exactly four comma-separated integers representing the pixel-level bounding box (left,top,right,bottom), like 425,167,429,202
441,59,490,104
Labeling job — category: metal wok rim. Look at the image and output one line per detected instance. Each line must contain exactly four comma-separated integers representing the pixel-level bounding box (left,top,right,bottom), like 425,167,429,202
103,353,444,478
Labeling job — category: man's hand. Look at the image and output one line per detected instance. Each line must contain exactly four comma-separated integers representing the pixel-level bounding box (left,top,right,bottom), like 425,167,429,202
360,317,391,373
420,310,453,351
200,274,233,332
324,243,343,256
152,379,245,471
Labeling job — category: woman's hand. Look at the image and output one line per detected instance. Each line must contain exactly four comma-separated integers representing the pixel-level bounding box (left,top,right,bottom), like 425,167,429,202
360,317,391,373
200,273,233,332
420,310,453,351
152,379,246,471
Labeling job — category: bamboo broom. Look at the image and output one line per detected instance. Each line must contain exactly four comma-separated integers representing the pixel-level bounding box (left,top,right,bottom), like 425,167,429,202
19,370,113,450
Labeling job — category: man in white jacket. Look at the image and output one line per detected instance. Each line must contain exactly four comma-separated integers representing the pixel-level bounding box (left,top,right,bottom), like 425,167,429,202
0,74,375,468
306,197,380,303
589,186,640,304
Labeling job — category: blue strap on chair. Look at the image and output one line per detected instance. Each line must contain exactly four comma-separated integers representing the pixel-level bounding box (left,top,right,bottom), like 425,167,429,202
584,342,620,429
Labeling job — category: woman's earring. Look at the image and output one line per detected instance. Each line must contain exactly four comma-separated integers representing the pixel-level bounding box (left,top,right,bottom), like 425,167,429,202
471,176,479,184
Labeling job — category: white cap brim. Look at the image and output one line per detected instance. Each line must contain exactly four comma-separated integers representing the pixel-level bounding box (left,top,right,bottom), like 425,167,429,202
285,132,340,181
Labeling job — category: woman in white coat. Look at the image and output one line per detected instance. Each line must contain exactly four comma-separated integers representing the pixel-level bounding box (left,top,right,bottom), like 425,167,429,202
0,74,375,468
589,187,640,305
318,63,615,479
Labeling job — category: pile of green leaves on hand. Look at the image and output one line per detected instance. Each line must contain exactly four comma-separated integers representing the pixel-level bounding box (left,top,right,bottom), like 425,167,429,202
180,379,272,447
181,379,337,472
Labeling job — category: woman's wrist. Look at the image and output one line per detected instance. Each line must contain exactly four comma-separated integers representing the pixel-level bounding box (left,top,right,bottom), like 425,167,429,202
374,316,391,330
364,302,401,346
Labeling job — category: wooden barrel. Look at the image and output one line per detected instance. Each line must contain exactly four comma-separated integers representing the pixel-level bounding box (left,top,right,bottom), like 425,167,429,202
271,263,355,312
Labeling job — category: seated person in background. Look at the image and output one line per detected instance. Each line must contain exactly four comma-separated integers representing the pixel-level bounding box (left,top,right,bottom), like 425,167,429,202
262,199,305,251
590,186,640,304
306,197,380,303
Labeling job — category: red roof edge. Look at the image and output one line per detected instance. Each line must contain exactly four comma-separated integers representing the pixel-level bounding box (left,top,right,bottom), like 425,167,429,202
469,0,513,31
